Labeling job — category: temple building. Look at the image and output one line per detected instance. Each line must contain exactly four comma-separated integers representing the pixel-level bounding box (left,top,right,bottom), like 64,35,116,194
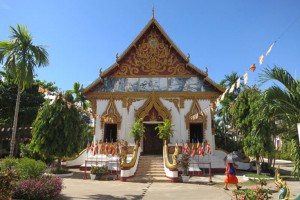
84,14,223,153
72,13,250,181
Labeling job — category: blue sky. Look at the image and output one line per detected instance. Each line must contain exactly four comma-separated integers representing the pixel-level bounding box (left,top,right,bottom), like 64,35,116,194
0,0,299,91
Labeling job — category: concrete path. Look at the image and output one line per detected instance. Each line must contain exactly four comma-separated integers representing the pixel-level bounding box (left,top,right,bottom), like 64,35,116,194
59,160,300,200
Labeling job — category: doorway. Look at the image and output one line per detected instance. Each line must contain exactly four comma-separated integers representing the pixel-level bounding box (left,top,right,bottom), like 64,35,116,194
143,124,163,155
189,123,203,143
104,124,117,142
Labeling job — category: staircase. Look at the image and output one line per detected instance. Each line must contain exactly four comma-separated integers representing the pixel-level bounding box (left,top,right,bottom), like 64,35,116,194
127,155,170,182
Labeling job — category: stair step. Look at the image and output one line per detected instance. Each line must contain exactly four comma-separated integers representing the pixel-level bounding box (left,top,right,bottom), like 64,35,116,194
129,155,167,182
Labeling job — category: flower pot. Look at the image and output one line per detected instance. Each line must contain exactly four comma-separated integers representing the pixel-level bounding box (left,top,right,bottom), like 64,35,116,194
90,174,96,180
181,175,189,183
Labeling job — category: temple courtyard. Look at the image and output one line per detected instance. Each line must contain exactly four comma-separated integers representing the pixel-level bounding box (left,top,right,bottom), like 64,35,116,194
59,160,300,200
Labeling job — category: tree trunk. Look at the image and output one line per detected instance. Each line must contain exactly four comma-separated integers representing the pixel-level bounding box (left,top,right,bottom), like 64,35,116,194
256,154,261,175
9,82,22,157
57,158,62,171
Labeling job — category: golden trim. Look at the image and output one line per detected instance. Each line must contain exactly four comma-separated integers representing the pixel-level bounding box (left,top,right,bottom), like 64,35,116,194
86,91,220,101
127,98,143,113
100,99,122,130
185,99,207,132
135,92,171,121
164,98,180,113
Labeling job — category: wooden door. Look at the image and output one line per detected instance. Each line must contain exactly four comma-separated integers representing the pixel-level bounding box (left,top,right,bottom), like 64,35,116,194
143,124,163,155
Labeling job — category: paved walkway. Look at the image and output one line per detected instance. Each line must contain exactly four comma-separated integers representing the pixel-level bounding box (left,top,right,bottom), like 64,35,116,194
59,160,300,200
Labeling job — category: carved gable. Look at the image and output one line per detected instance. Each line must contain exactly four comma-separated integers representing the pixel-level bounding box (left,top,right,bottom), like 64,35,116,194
109,24,195,77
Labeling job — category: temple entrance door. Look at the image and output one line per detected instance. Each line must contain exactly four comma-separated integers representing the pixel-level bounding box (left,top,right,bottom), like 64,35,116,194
189,123,203,143
143,124,163,155
104,124,117,142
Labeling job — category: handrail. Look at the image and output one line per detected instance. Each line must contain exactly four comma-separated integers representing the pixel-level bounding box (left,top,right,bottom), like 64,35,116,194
163,140,178,171
63,148,86,161
120,141,139,169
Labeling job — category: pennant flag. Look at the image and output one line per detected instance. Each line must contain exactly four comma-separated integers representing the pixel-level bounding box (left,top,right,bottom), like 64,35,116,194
259,54,264,65
206,143,212,155
229,83,235,93
236,78,241,89
266,42,275,56
215,98,220,107
38,85,44,93
243,72,248,85
190,144,196,158
249,64,256,72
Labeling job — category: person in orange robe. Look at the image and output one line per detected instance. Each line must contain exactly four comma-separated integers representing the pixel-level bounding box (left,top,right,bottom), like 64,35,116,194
224,162,242,190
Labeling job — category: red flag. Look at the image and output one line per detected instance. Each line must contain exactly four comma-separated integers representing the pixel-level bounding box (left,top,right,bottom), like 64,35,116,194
249,64,256,72
190,144,196,158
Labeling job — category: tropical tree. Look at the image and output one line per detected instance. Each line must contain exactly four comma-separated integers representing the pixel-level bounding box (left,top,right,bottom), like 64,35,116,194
233,86,274,174
72,82,89,110
259,66,300,178
30,96,83,170
0,25,49,156
217,72,243,146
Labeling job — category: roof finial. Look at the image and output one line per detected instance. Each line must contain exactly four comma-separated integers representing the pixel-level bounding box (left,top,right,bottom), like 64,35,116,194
152,5,155,19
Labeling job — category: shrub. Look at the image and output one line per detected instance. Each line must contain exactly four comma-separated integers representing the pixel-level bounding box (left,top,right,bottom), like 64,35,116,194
15,157,47,180
13,175,63,200
90,165,108,176
233,186,272,200
0,169,18,199
0,156,18,171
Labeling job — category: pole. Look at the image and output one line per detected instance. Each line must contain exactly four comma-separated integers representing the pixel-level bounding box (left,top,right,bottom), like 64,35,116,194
297,123,300,145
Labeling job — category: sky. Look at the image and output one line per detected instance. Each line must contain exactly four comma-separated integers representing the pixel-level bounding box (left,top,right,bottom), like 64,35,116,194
0,0,300,92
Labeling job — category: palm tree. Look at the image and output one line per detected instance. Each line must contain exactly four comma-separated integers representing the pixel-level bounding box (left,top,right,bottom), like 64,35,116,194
259,66,300,178
0,24,49,156
259,66,300,134
217,72,243,144
72,82,89,110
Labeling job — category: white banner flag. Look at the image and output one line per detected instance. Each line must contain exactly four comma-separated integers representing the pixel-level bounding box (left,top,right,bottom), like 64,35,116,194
297,123,300,145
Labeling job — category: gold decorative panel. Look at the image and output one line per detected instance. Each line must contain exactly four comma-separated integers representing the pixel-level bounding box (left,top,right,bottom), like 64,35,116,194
164,98,180,113
185,99,207,130
101,99,122,130
135,92,171,121
113,26,194,77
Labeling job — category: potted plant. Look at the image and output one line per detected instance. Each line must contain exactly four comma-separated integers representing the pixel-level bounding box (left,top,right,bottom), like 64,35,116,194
129,119,145,143
178,150,190,182
90,166,108,180
155,119,174,141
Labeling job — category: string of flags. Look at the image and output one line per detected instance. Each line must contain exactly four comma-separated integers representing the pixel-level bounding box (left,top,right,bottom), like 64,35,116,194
190,39,277,121
180,140,212,158
38,85,94,117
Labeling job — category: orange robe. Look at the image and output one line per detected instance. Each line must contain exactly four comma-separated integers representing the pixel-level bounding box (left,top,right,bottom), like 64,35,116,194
224,162,238,184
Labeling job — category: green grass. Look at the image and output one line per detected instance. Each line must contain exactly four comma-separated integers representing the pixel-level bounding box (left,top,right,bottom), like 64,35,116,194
244,173,272,179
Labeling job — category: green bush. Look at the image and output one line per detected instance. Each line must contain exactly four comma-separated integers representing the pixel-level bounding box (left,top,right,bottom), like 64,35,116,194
0,169,18,199
0,157,18,171
16,157,47,180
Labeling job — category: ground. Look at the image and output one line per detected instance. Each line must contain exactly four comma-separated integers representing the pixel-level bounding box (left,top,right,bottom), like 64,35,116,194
59,160,300,200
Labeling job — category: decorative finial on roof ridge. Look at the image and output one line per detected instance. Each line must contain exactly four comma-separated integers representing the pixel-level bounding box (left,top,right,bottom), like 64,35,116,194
152,5,155,19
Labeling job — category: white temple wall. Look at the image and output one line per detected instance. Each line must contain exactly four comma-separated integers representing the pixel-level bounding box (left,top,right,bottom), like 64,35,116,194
125,99,147,145
95,99,109,142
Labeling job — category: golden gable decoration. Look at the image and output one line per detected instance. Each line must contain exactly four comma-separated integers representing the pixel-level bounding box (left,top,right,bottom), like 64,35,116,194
135,92,171,121
101,99,122,130
185,99,207,130
114,26,193,77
